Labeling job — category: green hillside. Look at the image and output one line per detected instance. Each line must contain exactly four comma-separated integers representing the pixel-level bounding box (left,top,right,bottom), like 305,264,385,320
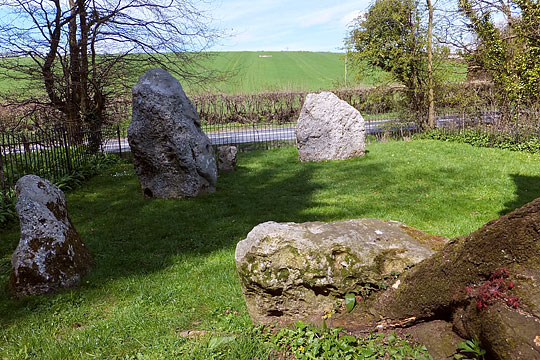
0,51,465,97
176,51,465,94
191,51,374,94
0,52,381,97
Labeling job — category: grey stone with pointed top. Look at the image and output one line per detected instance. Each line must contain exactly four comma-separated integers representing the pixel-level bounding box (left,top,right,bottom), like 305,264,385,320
128,68,217,198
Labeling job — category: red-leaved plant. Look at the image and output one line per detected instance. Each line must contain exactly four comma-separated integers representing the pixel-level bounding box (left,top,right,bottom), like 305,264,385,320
465,268,519,310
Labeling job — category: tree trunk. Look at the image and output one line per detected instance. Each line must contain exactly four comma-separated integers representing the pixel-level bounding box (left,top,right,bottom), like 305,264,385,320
330,198,540,359
68,0,82,128
427,0,435,129
77,0,89,124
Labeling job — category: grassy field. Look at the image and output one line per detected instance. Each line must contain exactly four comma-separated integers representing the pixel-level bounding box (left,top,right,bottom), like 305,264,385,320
194,51,368,94
0,52,466,97
0,52,370,96
1,140,540,358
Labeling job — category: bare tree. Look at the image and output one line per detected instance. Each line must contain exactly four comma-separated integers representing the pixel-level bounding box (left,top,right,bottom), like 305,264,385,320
426,0,435,128
0,0,219,139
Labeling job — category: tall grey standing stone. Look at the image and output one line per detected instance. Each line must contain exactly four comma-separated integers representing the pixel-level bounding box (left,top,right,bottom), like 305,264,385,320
10,175,92,297
296,91,366,162
128,68,217,198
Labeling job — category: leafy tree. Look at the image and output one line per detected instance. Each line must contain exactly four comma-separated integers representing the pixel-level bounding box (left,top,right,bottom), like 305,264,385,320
0,0,219,144
346,0,431,126
458,0,540,115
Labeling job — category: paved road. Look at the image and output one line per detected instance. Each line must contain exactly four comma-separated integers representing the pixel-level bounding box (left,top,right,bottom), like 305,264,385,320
101,119,424,152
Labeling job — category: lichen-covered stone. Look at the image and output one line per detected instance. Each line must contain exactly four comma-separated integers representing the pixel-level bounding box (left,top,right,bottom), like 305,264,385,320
235,219,447,325
10,175,92,297
217,145,237,172
128,68,217,198
296,91,365,162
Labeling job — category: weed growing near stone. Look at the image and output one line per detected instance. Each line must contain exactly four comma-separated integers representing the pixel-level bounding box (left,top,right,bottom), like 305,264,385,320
454,337,486,360
271,321,432,359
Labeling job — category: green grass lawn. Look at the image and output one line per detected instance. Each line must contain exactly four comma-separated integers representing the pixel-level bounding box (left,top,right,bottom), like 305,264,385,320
1,140,539,359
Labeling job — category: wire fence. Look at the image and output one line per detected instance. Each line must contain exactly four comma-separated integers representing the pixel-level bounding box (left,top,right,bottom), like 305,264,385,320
0,126,122,200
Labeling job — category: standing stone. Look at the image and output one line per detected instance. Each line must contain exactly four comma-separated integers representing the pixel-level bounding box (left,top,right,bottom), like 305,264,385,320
10,175,92,297
235,219,447,326
296,91,366,162
128,68,217,198
217,146,238,172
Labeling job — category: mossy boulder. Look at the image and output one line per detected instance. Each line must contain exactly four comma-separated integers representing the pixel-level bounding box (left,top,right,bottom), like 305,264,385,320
10,175,92,297
235,219,447,326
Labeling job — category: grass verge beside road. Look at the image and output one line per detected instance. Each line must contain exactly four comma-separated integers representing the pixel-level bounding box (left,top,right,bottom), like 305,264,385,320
1,140,540,359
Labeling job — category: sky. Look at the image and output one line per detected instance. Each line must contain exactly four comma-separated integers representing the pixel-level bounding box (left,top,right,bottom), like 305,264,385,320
207,1,369,52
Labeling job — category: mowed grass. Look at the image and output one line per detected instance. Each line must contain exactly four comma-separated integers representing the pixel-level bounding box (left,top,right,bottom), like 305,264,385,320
1,140,540,358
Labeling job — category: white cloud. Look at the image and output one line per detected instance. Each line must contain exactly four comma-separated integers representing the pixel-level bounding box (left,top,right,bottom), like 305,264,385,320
340,10,364,26
209,1,372,51
298,11,335,27
297,3,362,28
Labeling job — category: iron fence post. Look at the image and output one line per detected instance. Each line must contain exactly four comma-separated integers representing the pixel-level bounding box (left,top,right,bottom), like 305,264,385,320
62,127,72,172
117,125,122,156
0,142,5,202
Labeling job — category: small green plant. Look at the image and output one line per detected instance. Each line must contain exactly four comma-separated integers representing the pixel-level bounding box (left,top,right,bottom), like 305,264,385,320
270,321,432,359
0,194,16,226
416,128,540,154
345,293,356,312
454,337,486,360
357,280,393,299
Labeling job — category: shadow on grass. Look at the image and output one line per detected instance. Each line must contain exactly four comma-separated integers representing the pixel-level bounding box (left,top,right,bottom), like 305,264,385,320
69,153,390,277
0,150,386,325
501,174,540,215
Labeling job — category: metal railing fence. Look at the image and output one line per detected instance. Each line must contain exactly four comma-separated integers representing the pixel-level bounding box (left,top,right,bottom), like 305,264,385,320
0,125,124,201
3,108,540,203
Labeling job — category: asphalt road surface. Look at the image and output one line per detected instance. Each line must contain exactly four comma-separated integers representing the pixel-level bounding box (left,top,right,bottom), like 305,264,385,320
101,119,418,153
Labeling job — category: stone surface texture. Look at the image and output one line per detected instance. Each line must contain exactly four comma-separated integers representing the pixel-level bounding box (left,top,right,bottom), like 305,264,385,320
10,175,92,297
128,68,217,198
235,218,447,325
217,145,238,172
296,91,366,162
402,321,465,359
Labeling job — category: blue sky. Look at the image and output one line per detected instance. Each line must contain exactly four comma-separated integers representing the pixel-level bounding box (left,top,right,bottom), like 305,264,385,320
208,1,369,52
